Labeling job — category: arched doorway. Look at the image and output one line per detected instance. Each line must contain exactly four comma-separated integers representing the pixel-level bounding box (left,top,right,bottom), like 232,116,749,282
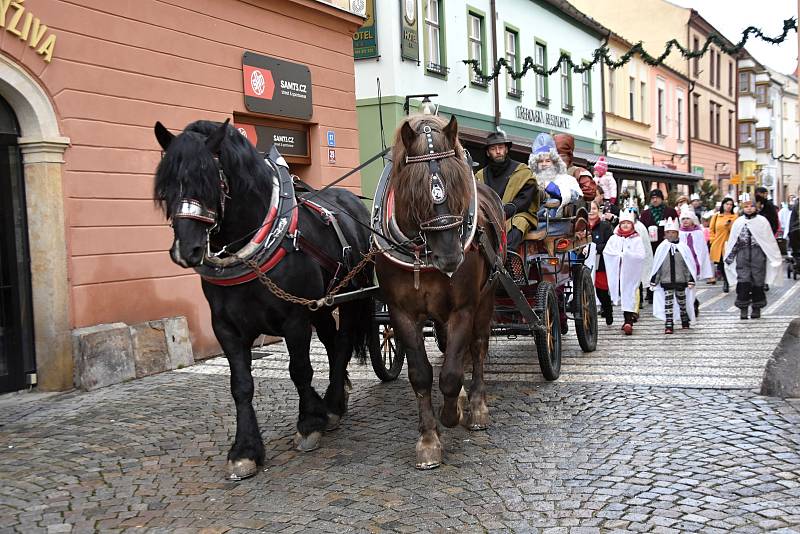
0,95,35,392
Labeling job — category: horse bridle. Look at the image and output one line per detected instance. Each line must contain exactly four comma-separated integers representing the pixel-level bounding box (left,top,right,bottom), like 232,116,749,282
171,157,230,259
403,125,463,241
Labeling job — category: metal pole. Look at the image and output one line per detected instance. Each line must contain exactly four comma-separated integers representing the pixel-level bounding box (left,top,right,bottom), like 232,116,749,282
490,0,500,128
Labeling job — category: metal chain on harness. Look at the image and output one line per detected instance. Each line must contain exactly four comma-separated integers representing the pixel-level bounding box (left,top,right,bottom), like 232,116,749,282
244,248,380,311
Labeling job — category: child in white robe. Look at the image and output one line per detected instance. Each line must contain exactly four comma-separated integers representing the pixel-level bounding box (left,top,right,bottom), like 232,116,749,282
678,205,714,316
603,210,647,335
649,218,697,333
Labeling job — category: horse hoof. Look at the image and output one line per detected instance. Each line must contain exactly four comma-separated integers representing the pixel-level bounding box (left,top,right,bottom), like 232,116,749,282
293,431,322,452
326,413,341,431
415,434,442,470
226,459,258,481
465,406,489,431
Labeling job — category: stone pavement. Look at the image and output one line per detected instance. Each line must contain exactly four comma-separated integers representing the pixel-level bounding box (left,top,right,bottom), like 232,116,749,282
1,281,799,533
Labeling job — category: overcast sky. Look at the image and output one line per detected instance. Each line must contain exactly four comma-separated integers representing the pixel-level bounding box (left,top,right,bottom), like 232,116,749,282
668,0,797,74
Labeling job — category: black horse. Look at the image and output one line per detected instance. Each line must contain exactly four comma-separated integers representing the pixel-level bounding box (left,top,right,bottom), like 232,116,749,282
154,119,373,480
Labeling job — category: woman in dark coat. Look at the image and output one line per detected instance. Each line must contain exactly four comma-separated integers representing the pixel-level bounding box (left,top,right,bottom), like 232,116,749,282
589,200,615,324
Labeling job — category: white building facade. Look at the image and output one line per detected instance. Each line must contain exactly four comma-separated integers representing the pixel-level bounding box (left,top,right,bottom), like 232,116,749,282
738,57,799,203
354,0,605,195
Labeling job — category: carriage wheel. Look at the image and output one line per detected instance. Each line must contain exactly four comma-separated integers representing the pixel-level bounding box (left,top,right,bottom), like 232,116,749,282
368,301,405,382
573,267,598,353
533,281,562,381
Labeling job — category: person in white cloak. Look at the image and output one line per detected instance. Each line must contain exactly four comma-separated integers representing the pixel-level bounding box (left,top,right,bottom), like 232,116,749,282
603,210,647,335
678,204,714,317
622,202,654,309
779,201,791,239
724,193,783,319
649,218,697,333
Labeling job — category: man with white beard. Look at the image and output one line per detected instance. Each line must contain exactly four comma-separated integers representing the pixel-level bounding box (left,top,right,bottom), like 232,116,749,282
528,133,583,227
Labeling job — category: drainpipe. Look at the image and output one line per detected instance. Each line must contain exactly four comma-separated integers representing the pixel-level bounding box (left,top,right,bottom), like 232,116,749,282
686,21,694,196
490,0,500,129
600,39,608,157
734,57,740,200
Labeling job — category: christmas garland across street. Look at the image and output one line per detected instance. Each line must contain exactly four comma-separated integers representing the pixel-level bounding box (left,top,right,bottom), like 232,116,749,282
463,17,797,82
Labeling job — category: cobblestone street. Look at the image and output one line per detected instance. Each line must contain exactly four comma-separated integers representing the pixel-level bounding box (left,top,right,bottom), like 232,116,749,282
2,281,799,533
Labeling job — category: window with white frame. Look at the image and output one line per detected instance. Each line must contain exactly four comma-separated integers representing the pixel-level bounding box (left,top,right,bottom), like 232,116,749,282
676,90,684,141
629,77,635,120
505,29,520,96
468,13,484,85
581,64,592,116
424,0,444,74
657,87,665,135
640,81,647,121
560,53,572,111
535,41,548,104
608,69,615,114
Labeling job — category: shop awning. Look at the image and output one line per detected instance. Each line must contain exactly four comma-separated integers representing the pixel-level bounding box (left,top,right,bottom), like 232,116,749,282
574,151,701,186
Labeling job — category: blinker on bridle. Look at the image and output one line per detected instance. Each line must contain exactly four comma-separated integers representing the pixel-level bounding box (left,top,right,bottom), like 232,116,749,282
404,124,463,233
171,155,231,260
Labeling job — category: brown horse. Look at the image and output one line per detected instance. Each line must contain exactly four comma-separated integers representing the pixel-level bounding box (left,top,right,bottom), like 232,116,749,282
375,115,505,469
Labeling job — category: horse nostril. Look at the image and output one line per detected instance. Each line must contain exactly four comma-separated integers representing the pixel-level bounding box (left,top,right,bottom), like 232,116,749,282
190,246,204,260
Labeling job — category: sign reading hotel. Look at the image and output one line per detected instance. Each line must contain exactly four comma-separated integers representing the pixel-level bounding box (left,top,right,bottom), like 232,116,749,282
515,106,571,130
400,0,418,61
353,0,378,59
242,52,313,120
235,122,309,158
1,0,57,63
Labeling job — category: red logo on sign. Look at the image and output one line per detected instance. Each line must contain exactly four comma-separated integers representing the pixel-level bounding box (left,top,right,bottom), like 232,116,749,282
234,123,258,147
243,66,274,100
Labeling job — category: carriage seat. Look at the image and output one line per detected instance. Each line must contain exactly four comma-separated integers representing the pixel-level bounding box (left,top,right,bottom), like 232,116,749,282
525,228,547,242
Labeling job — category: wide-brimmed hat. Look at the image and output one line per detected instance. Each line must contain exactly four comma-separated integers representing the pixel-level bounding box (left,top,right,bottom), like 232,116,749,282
485,129,512,149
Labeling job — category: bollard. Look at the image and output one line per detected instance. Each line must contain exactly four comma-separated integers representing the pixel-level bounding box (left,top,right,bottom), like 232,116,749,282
760,318,800,398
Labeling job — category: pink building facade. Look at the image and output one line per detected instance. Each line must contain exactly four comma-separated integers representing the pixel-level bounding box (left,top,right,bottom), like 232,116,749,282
649,65,690,179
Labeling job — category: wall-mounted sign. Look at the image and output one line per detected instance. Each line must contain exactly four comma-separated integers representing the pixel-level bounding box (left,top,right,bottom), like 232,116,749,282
692,165,704,176
1,1,57,62
328,149,336,164
353,0,378,59
400,0,418,62
234,122,309,158
242,52,313,120
327,130,336,147
514,106,571,130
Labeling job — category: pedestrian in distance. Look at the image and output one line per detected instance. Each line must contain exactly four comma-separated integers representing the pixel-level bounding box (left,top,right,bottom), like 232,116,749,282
755,186,780,236
649,218,697,334
724,193,784,320
603,210,647,335
708,197,737,292
640,189,679,252
678,205,715,317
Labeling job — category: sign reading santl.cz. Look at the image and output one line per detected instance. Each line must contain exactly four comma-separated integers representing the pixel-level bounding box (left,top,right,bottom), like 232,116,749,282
242,52,313,120
234,122,309,158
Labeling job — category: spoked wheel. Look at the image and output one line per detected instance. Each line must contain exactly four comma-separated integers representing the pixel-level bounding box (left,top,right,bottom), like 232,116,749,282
533,281,562,381
573,267,598,352
368,301,405,381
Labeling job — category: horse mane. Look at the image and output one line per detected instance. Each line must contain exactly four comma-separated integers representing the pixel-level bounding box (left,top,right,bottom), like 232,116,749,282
154,120,271,218
391,115,470,227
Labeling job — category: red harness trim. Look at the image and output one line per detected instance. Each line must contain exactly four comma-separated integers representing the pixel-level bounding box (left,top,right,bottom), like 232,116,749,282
202,207,299,286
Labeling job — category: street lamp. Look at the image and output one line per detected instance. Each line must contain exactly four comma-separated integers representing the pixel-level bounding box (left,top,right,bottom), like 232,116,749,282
600,138,620,155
